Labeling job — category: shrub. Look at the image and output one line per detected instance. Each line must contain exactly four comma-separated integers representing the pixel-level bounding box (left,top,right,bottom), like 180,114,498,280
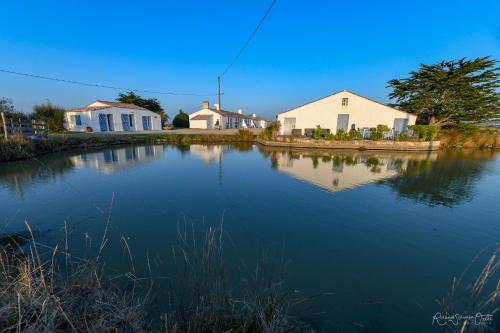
172,110,190,128
33,102,66,133
370,129,382,140
408,125,440,141
259,121,280,141
237,129,254,141
334,128,346,140
259,129,270,140
397,132,410,141
369,124,390,141
313,125,321,140
426,125,439,140
326,132,334,140
269,121,281,132
348,129,361,140
377,124,390,133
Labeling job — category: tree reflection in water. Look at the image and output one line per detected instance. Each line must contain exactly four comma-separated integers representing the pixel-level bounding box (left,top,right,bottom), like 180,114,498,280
260,147,497,206
385,150,497,206
0,156,75,196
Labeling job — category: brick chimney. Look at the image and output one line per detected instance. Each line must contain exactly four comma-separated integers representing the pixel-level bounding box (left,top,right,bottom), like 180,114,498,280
202,101,209,109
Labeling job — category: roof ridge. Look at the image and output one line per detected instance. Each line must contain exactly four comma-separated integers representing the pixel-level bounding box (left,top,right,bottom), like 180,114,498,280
278,89,410,115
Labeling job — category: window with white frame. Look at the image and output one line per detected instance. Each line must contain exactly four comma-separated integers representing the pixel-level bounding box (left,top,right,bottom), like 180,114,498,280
342,98,349,107
72,114,82,126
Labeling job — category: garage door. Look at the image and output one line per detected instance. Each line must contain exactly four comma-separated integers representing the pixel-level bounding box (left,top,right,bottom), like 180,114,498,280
283,118,296,135
393,118,409,133
336,114,349,133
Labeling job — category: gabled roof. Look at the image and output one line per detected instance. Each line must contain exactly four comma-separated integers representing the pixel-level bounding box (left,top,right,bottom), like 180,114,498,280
66,106,109,113
278,89,412,116
204,108,272,122
66,100,149,113
191,114,212,120
209,108,250,118
93,100,148,110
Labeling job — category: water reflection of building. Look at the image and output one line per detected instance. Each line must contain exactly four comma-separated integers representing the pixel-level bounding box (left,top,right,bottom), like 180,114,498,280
71,145,164,174
188,144,251,165
189,145,224,165
273,150,438,192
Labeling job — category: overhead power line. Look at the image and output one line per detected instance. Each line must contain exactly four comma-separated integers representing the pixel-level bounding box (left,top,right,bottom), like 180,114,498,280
220,0,278,77
0,68,218,97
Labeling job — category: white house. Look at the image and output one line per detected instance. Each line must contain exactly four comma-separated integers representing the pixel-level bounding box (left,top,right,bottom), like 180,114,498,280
65,101,162,132
277,90,417,135
189,101,271,129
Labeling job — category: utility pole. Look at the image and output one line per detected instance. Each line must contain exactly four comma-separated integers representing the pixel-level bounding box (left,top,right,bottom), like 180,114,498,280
218,76,221,111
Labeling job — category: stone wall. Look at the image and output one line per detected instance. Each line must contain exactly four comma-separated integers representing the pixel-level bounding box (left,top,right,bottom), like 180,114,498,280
256,138,441,151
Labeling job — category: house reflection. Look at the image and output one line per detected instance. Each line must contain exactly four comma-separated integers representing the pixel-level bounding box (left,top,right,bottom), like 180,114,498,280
270,149,438,192
71,145,164,174
189,144,252,165
189,145,224,165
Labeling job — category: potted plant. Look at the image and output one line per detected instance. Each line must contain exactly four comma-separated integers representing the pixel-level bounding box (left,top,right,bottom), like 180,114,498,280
271,121,281,138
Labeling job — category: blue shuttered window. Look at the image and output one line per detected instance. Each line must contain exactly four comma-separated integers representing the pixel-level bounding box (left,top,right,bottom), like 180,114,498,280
121,114,130,131
98,114,108,132
142,116,151,130
72,115,82,126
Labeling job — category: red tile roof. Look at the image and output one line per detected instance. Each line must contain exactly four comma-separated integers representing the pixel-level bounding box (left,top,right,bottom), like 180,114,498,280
66,106,109,112
95,101,148,110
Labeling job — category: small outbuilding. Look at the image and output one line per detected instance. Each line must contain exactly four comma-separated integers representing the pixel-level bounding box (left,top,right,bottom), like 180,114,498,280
189,101,271,129
65,101,162,132
277,90,417,135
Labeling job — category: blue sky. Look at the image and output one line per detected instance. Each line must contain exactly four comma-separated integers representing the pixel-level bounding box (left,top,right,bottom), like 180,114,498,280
0,0,499,118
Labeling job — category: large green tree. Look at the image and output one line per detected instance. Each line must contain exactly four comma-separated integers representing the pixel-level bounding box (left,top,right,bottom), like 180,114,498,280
387,57,499,125
33,102,66,133
172,110,189,128
116,91,168,124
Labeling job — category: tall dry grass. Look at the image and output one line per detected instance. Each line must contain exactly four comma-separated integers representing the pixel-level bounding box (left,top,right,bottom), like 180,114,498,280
437,246,499,332
162,221,301,333
0,223,146,332
0,219,314,333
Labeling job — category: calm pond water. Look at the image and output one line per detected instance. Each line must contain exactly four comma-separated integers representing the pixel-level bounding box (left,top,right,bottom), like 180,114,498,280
1,144,499,332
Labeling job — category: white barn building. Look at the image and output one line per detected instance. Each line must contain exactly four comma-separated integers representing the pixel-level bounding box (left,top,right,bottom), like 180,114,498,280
65,101,162,133
277,90,417,136
189,101,271,129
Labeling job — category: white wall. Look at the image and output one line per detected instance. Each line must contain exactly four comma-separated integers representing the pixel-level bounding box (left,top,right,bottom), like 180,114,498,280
277,91,417,135
66,107,162,132
65,111,91,132
189,109,222,129
190,119,209,129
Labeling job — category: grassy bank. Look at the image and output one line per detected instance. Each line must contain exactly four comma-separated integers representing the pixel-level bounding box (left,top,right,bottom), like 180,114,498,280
0,130,256,162
1,127,499,163
437,127,500,149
